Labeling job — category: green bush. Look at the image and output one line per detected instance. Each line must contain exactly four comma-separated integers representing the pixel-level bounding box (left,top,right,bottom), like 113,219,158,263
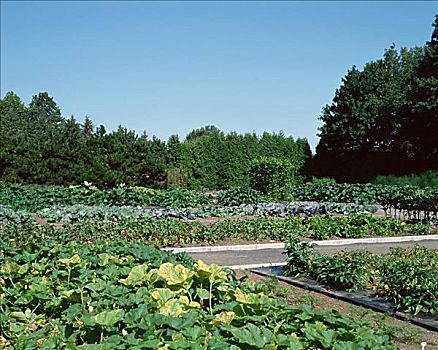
313,251,379,291
250,157,300,201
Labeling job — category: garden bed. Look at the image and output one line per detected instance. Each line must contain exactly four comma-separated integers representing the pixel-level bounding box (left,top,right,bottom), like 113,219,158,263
251,266,438,332
237,270,438,350
0,239,399,349
285,240,438,318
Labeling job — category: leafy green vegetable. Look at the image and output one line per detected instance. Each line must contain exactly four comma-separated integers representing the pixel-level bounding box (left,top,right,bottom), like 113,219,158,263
0,240,398,349
286,240,438,313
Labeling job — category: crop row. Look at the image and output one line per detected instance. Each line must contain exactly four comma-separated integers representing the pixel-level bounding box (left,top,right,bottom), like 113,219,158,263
194,202,378,219
1,215,434,250
286,239,438,314
0,184,265,212
0,183,212,212
290,183,438,218
0,239,397,349
1,202,380,226
2,182,438,217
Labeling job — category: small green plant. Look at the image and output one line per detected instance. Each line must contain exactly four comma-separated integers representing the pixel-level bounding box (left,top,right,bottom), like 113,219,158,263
257,276,290,298
373,170,438,188
311,176,337,184
293,294,319,307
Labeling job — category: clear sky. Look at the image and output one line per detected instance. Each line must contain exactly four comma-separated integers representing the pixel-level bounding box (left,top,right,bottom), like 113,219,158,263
1,1,437,149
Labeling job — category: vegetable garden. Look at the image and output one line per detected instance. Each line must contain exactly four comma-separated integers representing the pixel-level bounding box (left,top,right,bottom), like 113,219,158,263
286,239,438,314
0,240,397,349
1,182,437,220
1,182,437,349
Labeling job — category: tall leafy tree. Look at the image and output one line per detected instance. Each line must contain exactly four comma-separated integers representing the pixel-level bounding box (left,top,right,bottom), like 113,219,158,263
397,16,438,172
314,45,424,181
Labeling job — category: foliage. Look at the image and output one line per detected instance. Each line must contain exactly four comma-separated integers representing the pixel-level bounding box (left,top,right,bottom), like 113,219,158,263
9,200,377,225
1,219,208,247
35,205,195,223
286,242,438,314
373,170,438,188
158,188,211,209
217,188,263,206
177,129,308,190
278,214,431,240
0,239,398,349
1,182,383,217
313,17,438,181
0,183,213,212
250,157,300,201
302,214,407,240
0,90,312,190
382,246,438,314
396,15,438,174
1,214,433,248
291,183,438,218
0,92,169,188
0,217,303,247
310,176,337,185
283,237,313,275
0,182,159,211
0,205,33,225
192,201,378,219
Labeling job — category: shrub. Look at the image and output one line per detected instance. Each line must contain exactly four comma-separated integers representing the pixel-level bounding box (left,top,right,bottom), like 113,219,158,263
250,157,300,201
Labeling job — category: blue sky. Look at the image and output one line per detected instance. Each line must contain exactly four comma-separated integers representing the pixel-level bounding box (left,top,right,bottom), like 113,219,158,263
1,1,437,149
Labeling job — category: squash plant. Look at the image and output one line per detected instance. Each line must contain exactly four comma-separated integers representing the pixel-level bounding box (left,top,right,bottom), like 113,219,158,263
0,239,398,349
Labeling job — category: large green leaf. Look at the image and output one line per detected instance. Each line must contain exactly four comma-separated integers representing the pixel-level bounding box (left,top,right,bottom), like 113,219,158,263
93,309,124,326
119,263,149,286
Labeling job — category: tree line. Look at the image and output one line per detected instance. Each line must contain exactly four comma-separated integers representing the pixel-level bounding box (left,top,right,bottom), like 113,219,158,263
2,16,436,187
0,94,311,189
313,16,438,182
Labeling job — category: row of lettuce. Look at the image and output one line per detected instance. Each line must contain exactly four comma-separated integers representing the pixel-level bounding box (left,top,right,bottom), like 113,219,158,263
286,239,438,314
1,214,435,247
1,182,437,215
0,238,399,349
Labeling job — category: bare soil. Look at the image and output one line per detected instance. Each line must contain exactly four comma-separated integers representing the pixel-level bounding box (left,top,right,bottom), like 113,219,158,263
236,270,438,350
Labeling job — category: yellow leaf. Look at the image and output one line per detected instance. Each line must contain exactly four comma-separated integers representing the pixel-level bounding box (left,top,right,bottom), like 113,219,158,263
179,295,200,308
151,288,176,303
157,263,194,286
213,311,235,325
159,299,184,317
195,260,211,274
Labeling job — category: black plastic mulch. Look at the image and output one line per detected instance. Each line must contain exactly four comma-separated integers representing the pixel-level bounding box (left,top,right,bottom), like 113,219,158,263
251,266,438,332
